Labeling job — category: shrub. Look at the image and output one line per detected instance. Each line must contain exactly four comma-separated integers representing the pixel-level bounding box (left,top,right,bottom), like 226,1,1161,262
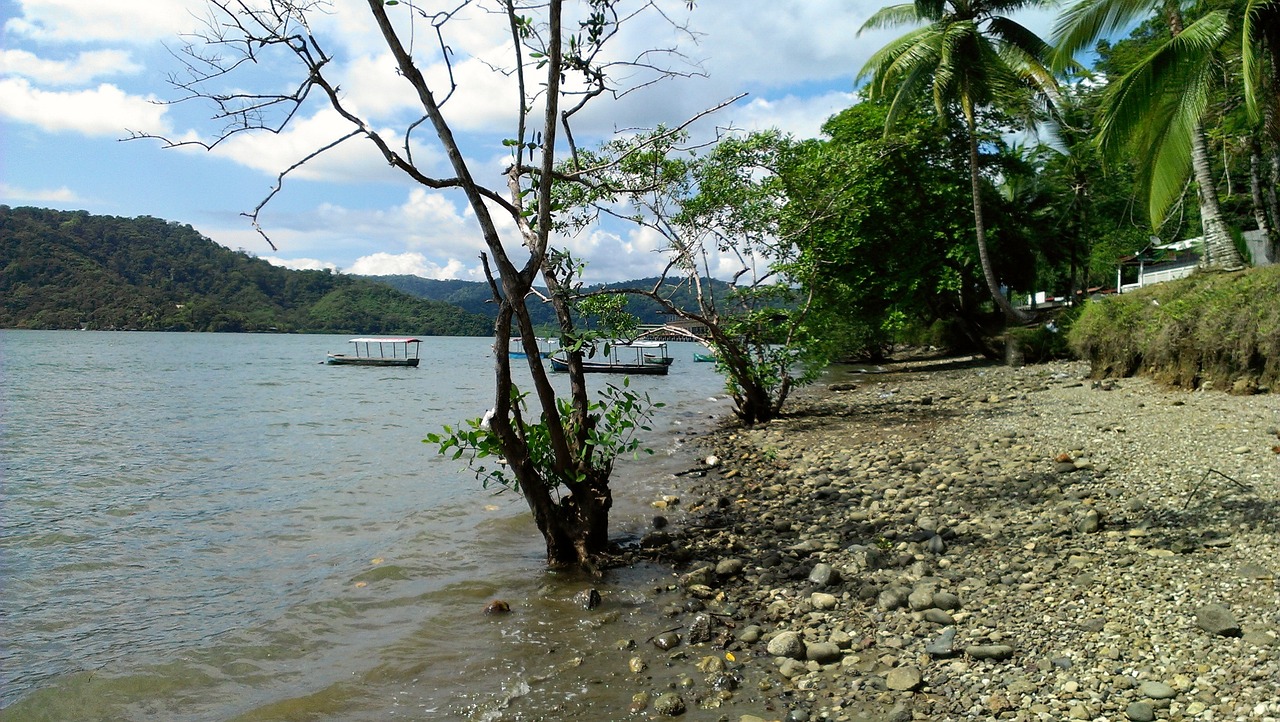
1068,265,1280,391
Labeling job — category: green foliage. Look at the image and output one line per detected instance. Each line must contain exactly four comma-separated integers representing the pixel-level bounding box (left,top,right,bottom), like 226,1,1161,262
1006,306,1083,363
0,206,491,335
1068,265,1280,388
787,102,986,356
425,380,664,492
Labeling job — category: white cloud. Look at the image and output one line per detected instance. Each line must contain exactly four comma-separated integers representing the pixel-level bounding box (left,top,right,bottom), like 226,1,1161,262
0,49,142,85
347,251,478,280
260,256,339,272
733,90,860,140
0,182,82,204
209,109,421,183
4,0,209,43
0,78,170,136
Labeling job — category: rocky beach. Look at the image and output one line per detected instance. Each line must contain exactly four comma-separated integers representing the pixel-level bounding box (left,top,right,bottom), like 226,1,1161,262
612,354,1279,722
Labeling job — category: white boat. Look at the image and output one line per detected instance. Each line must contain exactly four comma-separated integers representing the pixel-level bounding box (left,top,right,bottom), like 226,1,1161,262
326,337,422,367
508,337,558,359
548,341,670,375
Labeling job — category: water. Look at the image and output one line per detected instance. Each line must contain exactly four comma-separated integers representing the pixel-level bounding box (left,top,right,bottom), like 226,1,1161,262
0,331,731,721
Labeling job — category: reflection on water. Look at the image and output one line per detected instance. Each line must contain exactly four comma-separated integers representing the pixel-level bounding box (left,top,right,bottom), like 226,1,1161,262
1,331,730,720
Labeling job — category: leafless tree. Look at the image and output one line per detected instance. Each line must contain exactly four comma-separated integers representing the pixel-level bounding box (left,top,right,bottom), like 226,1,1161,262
135,0,722,570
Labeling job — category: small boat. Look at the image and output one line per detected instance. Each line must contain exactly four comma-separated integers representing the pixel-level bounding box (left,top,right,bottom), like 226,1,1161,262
548,341,670,376
693,352,717,362
635,341,673,366
508,337,557,359
326,337,422,367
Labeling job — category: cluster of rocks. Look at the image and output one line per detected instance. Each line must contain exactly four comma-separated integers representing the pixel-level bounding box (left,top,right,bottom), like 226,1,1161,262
624,357,1279,721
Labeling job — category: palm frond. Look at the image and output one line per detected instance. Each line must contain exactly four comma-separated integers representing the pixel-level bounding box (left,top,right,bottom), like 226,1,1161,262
1241,0,1279,122
1094,12,1225,158
1051,0,1162,71
859,3,925,34
857,26,937,88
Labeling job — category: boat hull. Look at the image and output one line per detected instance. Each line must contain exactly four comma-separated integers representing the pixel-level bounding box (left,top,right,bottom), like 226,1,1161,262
548,357,668,375
326,354,420,367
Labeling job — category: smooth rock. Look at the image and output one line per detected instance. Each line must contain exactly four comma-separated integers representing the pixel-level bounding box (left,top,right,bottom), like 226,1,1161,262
767,630,806,660
805,641,843,664
811,592,838,610
1195,604,1242,637
1126,701,1156,721
884,666,923,691
808,562,838,587
877,586,910,611
925,627,956,657
1138,680,1175,699
965,644,1015,661
653,631,681,650
716,558,746,577
907,587,934,610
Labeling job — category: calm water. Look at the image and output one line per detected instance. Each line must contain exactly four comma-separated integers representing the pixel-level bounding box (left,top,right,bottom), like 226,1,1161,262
0,331,731,721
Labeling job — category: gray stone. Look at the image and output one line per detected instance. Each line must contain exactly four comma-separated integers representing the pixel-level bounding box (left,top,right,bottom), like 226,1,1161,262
1077,508,1102,534
805,641,843,664
885,666,923,691
653,631,681,650
1195,604,1242,637
845,545,885,572
652,692,686,716
965,644,1015,661
1138,681,1175,699
808,562,838,587
925,535,947,555
1126,701,1155,721
907,587,934,610
878,586,910,611
738,625,762,643
811,592,838,610
925,627,956,657
931,591,961,610
767,630,807,660
715,558,745,577
923,608,955,625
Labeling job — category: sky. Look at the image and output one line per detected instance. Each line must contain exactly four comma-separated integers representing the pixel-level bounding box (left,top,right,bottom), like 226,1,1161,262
0,0,1059,283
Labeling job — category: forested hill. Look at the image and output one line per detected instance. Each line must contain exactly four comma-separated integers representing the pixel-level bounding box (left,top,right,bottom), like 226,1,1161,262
0,206,491,335
371,274,733,328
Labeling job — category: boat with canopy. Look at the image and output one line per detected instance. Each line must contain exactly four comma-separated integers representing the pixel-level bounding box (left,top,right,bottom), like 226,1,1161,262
325,337,422,367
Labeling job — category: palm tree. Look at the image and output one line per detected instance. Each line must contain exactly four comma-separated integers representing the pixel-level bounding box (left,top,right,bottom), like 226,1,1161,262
858,0,1062,323
1053,0,1247,270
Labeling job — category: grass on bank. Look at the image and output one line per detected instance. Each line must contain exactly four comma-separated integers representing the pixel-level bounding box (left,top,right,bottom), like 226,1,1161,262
1067,264,1280,392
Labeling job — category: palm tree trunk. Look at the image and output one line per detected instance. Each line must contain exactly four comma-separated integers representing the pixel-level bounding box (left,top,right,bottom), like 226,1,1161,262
1160,3,1243,271
1250,140,1280,259
1189,121,1245,270
965,109,1026,322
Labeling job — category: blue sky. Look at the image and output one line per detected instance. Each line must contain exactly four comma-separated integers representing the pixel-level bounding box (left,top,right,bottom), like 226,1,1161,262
1,0,1059,283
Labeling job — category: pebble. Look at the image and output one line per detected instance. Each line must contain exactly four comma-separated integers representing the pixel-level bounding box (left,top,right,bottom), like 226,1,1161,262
611,356,1280,722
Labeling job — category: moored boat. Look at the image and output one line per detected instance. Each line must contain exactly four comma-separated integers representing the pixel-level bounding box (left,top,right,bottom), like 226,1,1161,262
326,337,422,367
548,341,670,375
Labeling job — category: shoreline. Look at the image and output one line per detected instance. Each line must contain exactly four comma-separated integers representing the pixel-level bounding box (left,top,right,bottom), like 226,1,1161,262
615,355,1279,721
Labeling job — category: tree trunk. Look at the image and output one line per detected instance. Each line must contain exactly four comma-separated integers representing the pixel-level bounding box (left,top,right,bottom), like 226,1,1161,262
964,107,1027,323
1189,121,1245,270
1250,140,1280,262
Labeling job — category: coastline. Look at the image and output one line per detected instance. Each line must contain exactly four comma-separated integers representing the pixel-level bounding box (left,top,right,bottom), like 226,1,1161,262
618,354,1279,721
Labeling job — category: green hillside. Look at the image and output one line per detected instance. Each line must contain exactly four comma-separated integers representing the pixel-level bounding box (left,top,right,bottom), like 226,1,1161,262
0,206,491,335
372,274,734,328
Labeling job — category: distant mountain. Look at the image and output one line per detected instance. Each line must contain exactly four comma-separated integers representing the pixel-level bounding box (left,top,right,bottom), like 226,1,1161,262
0,206,491,335
370,274,734,329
